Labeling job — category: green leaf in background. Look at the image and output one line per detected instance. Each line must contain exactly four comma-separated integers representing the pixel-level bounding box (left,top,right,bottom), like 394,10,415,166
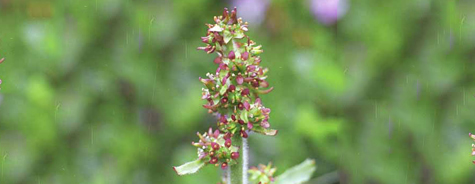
173,159,205,176
274,159,316,184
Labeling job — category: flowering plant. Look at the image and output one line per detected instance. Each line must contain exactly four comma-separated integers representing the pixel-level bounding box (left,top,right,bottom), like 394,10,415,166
173,8,316,184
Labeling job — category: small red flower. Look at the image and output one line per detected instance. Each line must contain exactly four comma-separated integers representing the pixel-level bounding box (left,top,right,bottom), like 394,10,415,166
211,142,220,150
210,157,218,164
231,152,240,160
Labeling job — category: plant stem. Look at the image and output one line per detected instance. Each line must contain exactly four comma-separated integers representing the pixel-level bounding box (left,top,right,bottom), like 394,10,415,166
231,136,243,184
242,137,248,184
226,167,231,184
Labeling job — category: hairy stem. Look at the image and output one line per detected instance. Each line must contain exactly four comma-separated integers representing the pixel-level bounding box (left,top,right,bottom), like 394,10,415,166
226,167,231,184
242,137,249,184
231,136,243,184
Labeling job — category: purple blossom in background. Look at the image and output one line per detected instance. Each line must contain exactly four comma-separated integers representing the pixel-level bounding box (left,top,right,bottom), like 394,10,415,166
310,0,349,25
231,0,269,25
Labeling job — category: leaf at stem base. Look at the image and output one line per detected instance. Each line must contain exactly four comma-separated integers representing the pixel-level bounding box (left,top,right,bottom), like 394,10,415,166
173,159,205,176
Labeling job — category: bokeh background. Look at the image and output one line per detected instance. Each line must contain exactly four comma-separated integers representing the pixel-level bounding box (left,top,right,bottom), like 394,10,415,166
0,0,475,183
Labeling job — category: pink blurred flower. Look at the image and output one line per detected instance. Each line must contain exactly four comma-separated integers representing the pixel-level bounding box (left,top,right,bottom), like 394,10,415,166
310,0,349,25
231,0,270,25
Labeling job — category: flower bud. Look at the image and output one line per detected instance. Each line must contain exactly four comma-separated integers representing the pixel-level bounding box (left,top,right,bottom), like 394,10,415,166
221,97,228,104
236,75,244,85
201,37,209,43
214,56,222,64
238,119,245,125
241,88,250,96
237,102,244,110
231,152,239,160
228,51,235,60
225,139,232,148
210,157,218,164
242,52,249,60
221,162,228,169
251,80,259,88
229,7,237,24
228,85,236,92
211,142,220,150
220,115,228,124
223,133,232,140
243,101,250,111
247,122,253,129
240,130,248,138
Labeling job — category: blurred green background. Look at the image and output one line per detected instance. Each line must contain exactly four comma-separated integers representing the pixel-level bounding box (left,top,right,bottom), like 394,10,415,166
0,0,475,183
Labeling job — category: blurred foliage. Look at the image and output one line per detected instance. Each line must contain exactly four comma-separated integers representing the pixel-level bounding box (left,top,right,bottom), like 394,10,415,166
0,0,474,183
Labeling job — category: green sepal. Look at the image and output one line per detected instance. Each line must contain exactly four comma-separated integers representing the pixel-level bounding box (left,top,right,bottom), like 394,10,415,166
224,30,233,44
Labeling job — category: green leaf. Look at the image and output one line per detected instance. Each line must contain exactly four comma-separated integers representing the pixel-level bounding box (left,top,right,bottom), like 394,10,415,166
274,159,316,184
224,30,233,44
253,127,278,136
173,159,205,176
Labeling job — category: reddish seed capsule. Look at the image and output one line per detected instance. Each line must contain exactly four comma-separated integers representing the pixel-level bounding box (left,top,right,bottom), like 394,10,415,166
223,133,232,140
231,115,237,121
210,157,218,164
220,115,228,124
240,130,248,138
251,80,259,88
211,142,220,150
221,97,228,104
237,103,244,110
241,88,250,96
228,85,236,92
238,120,245,125
231,152,239,160
225,139,232,148
228,51,235,60
221,162,228,169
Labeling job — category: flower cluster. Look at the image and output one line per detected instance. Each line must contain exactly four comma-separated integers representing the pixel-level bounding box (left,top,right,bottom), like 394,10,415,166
471,133,475,164
248,163,276,184
174,7,277,176
192,128,240,169
199,7,277,138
